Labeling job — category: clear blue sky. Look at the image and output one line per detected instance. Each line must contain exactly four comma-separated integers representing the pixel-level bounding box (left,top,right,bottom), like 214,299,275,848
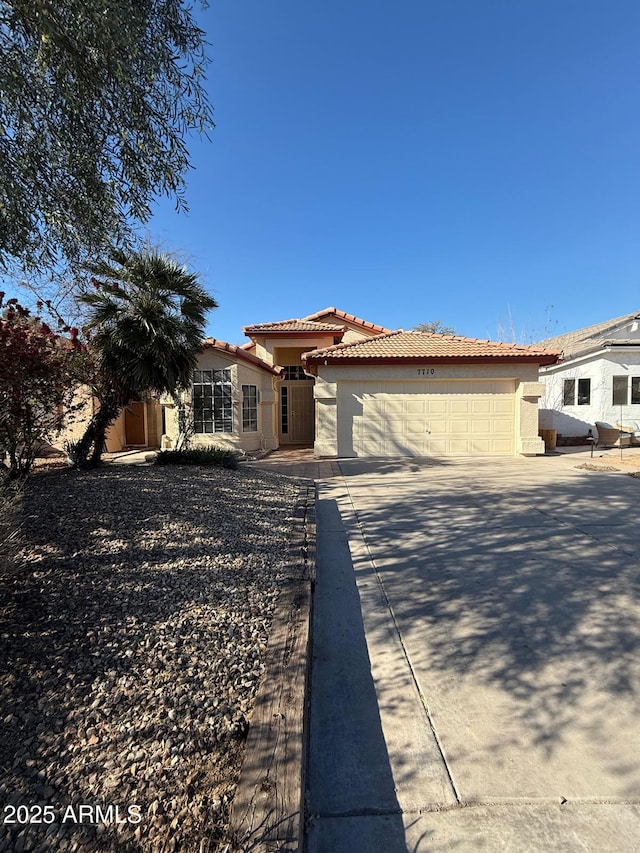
149,0,640,345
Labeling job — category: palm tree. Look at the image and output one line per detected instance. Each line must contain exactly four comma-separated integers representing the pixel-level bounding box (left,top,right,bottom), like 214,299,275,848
73,248,217,467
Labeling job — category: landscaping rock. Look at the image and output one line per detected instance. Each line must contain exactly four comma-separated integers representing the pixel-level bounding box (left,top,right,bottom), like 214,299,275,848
0,464,301,852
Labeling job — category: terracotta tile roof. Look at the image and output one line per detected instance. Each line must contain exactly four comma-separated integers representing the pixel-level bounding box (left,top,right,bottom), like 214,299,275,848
302,330,561,365
202,338,282,375
302,307,391,335
535,311,640,359
242,318,346,334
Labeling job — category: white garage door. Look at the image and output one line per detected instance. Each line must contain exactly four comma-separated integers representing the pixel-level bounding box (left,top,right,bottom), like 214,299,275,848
337,380,515,457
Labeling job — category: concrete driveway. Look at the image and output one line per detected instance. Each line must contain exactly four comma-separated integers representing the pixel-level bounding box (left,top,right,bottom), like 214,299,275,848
305,454,640,852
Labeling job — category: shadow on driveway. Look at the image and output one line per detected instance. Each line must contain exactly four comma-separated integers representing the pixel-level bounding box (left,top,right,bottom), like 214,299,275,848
338,458,640,800
305,497,408,853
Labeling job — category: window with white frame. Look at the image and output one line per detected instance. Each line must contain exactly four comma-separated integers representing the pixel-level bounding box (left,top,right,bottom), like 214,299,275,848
242,384,258,432
193,369,233,433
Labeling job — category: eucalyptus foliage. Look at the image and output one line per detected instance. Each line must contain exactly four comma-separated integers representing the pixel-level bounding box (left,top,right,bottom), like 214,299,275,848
0,0,214,271
413,320,456,335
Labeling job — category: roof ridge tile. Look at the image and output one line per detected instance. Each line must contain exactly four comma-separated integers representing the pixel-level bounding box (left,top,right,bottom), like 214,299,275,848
302,329,560,365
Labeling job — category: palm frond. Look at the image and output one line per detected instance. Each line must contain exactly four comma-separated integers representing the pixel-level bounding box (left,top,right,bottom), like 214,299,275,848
81,247,215,397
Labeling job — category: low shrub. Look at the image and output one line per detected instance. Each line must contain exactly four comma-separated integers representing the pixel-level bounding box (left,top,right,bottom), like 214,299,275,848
156,445,239,470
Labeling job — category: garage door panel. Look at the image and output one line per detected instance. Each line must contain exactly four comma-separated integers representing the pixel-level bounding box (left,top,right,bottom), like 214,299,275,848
427,439,449,454
338,380,515,457
361,440,383,456
493,419,513,434
429,419,448,435
471,419,492,434
384,397,405,413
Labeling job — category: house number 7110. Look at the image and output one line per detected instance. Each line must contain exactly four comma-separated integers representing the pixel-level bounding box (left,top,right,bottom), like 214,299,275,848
417,368,435,375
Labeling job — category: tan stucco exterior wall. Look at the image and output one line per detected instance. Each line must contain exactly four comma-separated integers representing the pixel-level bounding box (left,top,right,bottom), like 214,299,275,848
340,327,375,344
517,380,546,455
251,334,340,366
104,399,163,451
162,350,278,453
53,387,150,454
146,400,163,448
273,346,315,367
105,412,126,452
312,362,545,457
51,385,96,452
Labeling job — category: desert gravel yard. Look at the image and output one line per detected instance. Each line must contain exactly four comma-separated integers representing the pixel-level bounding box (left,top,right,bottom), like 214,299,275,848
0,462,301,852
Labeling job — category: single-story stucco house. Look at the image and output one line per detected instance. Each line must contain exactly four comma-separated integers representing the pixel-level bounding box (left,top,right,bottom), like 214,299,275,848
536,311,640,439
158,307,560,458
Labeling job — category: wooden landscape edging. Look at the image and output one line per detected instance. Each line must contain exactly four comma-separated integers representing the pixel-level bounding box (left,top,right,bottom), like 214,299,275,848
229,482,316,852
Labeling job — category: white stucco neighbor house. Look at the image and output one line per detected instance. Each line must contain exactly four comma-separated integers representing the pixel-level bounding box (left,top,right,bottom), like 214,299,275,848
161,307,560,458
536,312,640,439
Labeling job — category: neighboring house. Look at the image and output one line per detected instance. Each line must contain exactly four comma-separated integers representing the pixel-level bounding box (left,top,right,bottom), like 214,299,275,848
536,312,640,438
162,307,560,458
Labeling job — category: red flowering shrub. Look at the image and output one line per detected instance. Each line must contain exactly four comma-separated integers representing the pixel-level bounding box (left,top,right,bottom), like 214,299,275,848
0,293,82,479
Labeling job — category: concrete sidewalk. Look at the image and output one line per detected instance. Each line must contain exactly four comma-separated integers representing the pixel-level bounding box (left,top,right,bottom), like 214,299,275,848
305,454,640,852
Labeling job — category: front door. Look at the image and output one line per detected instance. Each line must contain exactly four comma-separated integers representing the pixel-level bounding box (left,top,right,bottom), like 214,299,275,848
280,382,314,444
125,402,146,446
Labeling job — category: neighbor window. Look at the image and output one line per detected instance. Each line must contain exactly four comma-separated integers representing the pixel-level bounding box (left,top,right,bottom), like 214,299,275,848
577,378,591,405
612,376,628,406
193,369,233,433
563,379,575,406
563,377,591,406
632,377,640,405
242,384,258,432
